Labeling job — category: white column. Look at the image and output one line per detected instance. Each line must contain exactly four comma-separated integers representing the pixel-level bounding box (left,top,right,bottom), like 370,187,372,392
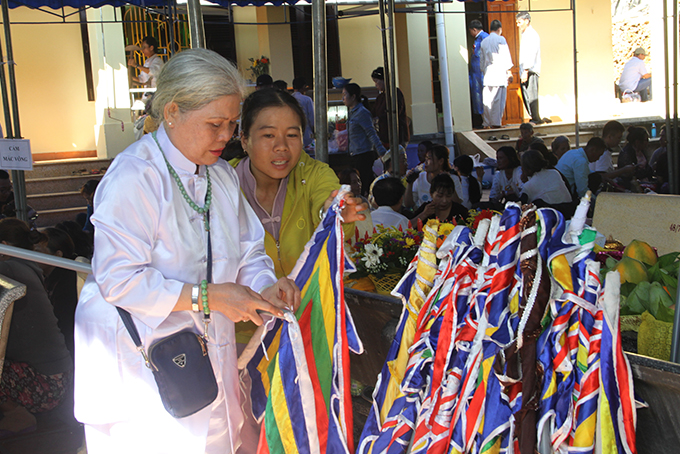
396,9,438,136
442,2,472,133
88,6,135,158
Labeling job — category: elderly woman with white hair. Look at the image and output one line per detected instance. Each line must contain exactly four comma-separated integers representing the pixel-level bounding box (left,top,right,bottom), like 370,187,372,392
74,49,300,453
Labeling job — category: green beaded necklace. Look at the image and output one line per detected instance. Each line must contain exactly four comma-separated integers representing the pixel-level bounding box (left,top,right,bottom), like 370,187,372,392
153,131,212,320
152,131,212,232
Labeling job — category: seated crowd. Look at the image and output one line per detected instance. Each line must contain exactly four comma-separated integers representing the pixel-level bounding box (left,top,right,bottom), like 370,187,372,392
348,118,669,235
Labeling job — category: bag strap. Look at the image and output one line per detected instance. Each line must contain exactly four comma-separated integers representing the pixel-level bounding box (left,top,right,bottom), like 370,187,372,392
207,209,212,284
117,208,214,364
116,307,154,368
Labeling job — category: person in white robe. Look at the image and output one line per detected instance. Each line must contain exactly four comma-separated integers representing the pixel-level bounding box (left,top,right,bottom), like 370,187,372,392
127,36,165,89
480,20,514,128
74,49,300,454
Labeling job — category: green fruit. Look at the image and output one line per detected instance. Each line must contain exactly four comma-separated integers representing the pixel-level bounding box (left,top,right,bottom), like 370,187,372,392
623,240,658,266
615,257,649,285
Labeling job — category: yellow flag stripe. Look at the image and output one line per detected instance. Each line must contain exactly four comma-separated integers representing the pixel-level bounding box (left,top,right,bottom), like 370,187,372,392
270,359,298,454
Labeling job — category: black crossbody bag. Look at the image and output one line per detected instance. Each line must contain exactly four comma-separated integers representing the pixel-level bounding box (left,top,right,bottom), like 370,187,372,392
117,213,218,418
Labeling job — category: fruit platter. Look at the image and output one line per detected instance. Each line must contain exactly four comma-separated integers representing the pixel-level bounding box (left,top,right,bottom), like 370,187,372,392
597,238,679,361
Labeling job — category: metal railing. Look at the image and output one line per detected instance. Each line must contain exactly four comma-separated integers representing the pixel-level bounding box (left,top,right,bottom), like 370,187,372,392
0,244,92,275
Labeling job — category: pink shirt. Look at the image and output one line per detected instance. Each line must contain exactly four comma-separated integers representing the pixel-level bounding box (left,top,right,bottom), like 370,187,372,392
235,158,289,242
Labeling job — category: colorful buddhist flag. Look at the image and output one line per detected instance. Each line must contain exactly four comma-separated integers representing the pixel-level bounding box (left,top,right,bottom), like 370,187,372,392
242,192,363,454
358,220,440,454
356,198,637,454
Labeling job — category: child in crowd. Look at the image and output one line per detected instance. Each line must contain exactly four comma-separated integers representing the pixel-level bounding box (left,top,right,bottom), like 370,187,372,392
411,173,468,225
404,144,451,210
520,150,573,205
416,140,433,171
528,142,558,168
368,146,407,208
452,155,482,209
551,136,571,161
515,122,544,154
489,146,523,205
371,177,410,231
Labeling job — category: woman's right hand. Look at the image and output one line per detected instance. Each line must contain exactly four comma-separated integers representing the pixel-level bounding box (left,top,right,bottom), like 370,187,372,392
261,277,301,313
417,202,436,220
209,283,286,326
406,170,420,184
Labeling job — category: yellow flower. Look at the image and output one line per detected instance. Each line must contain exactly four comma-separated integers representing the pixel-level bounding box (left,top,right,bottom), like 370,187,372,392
252,61,257,67
439,223,454,237
405,238,415,247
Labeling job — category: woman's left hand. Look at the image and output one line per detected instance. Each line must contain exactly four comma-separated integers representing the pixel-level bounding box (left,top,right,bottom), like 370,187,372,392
323,189,368,223
261,277,301,313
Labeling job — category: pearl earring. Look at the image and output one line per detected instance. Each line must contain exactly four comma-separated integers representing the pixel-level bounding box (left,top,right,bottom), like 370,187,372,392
168,121,173,126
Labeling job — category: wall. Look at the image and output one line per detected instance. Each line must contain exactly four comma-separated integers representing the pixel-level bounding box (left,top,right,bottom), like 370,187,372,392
443,2,472,132
258,7,295,85
233,6,294,87
514,0,662,122
337,9,385,88
233,7,260,85
395,8,438,136
87,6,135,158
1,7,97,153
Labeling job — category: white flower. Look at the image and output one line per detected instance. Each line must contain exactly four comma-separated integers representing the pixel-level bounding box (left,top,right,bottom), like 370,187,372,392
362,243,383,269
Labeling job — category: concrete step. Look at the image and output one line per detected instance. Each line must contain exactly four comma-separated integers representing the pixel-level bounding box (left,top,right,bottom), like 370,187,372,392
483,131,595,151
29,158,110,179
456,131,498,160
34,206,87,228
474,122,585,141
27,191,85,211
25,173,104,195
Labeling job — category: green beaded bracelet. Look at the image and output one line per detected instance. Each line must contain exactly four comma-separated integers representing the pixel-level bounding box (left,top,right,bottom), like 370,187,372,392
200,279,209,316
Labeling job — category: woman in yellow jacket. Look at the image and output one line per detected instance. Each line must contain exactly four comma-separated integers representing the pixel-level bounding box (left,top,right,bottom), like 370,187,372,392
231,88,365,279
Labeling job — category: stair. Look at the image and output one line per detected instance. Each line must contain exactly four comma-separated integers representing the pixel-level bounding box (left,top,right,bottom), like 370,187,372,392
25,158,111,228
474,123,595,152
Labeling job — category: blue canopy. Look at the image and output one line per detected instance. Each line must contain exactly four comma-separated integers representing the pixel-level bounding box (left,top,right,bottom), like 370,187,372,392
8,0,499,11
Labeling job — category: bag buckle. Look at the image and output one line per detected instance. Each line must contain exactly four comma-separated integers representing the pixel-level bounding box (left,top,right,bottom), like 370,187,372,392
203,316,211,344
139,346,157,371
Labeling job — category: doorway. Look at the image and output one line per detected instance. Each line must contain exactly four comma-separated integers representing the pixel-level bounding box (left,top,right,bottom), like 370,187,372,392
487,0,523,126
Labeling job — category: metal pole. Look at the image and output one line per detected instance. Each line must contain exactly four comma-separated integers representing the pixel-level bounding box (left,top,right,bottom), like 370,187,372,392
435,2,454,150
0,29,12,139
671,275,680,363
312,0,329,163
0,244,92,275
668,0,680,364
672,0,679,195
378,0,396,166
186,0,205,49
572,0,579,148
387,0,400,175
1,0,27,223
167,0,176,57
663,0,674,195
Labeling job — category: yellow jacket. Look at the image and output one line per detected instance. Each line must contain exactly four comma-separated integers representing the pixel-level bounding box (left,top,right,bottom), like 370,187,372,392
231,152,350,278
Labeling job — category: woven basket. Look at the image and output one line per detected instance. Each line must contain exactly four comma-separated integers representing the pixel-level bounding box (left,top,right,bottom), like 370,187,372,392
368,273,402,296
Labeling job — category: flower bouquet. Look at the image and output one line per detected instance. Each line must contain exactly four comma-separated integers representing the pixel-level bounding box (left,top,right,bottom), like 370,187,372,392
466,208,497,231
248,56,270,79
347,212,496,295
350,225,422,280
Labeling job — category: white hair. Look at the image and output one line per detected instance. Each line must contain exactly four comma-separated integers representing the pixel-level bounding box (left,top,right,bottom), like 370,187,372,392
151,48,245,121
